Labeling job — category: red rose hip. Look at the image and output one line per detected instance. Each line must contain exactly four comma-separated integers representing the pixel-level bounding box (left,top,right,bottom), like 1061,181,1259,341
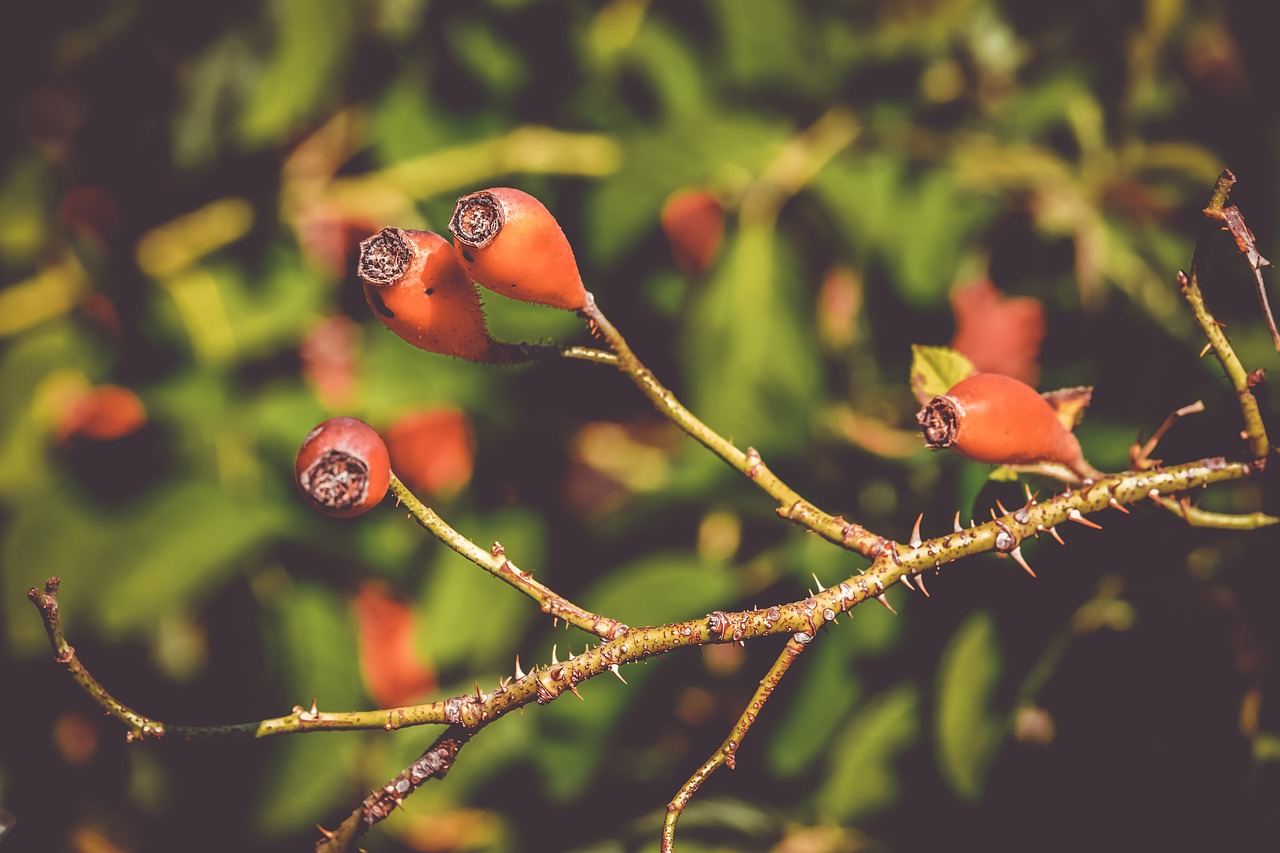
917,373,1100,480
295,417,391,518
448,187,587,311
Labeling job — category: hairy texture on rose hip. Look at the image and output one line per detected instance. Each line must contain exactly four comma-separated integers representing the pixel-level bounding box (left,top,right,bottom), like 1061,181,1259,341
448,188,587,311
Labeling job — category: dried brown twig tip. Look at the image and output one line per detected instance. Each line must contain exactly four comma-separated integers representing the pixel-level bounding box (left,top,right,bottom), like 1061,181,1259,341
357,228,415,287
449,191,503,248
1130,400,1205,470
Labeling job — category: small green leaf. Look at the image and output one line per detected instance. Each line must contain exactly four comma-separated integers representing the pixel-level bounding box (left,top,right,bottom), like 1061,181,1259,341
816,682,920,822
910,345,974,405
935,610,1003,801
256,581,363,836
418,508,544,671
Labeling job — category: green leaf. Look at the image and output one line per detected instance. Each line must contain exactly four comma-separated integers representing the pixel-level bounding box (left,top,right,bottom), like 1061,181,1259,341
767,635,863,779
4,481,281,648
683,223,822,456
256,581,363,836
910,345,974,404
580,550,738,629
816,682,920,822
417,508,545,671
585,113,786,265
935,610,1003,801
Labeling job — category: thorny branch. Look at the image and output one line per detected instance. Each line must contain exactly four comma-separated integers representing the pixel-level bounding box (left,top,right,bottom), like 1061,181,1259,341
28,175,1279,853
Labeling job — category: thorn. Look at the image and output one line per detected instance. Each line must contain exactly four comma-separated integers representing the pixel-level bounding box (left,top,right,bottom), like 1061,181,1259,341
473,682,483,701
310,696,318,716
568,647,575,661
901,574,916,591
916,573,930,597
875,594,897,615
1068,509,1103,529
514,656,525,680
1199,342,1213,358
1024,484,1038,504
812,573,826,592
317,825,338,841
610,664,628,684
909,513,923,548
953,511,963,533
568,683,584,701
551,644,559,665
996,499,1010,515
1046,525,1065,545
1108,497,1130,514
1010,546,1037,578
989,507,998,520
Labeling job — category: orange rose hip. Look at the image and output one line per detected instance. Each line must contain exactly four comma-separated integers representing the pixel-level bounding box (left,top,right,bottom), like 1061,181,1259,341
448,187,587,311
358,228,492,362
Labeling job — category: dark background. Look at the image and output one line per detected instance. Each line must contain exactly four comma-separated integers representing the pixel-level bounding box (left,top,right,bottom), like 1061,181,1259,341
3,1,1280,851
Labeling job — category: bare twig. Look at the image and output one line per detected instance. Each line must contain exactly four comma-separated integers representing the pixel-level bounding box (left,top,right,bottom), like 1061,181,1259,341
1130,400,1205,470
389,474,627,640
1182,170,1272,461
662,633,811,852
316,727,473,853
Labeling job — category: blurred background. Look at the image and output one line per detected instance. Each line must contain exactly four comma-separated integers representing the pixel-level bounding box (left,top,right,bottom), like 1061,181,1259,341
3,1,1280,851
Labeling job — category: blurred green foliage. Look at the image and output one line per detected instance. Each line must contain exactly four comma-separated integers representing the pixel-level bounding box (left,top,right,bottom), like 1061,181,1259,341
4,1,1280,852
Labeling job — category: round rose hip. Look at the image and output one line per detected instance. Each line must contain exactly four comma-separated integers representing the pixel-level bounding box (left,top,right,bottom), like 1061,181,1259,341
295,417,390,518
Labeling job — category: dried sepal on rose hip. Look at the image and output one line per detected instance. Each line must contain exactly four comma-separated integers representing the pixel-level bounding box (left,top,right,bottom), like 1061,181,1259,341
448,187,587,311
295,417,391,518
917,372,1102,481
357,228,493,362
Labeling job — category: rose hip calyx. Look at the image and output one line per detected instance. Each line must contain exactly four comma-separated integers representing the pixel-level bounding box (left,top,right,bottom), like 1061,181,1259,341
449,192,504,250
918,396,961,449
358,228,415,287
299,449,370,512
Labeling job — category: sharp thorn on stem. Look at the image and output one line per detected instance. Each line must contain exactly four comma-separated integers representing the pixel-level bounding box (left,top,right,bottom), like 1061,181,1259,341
1045,525,1065,545
909,513,923,548
1010,546,1036,578
514,656,525,680
812,573,826,592
996,499,1010,515
901,574,916,591
876,594,897,615
1068,509,1103,529
551,644,559,666
916,572,930,597
1108,497,1130,514
610,664,628,684
953,511,963,533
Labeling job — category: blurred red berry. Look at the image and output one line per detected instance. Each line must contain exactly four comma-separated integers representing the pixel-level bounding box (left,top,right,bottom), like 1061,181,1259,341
660,189,724,276
385,408,474,500
353,582,436,708
57,385,146,443
949,279,1045,386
